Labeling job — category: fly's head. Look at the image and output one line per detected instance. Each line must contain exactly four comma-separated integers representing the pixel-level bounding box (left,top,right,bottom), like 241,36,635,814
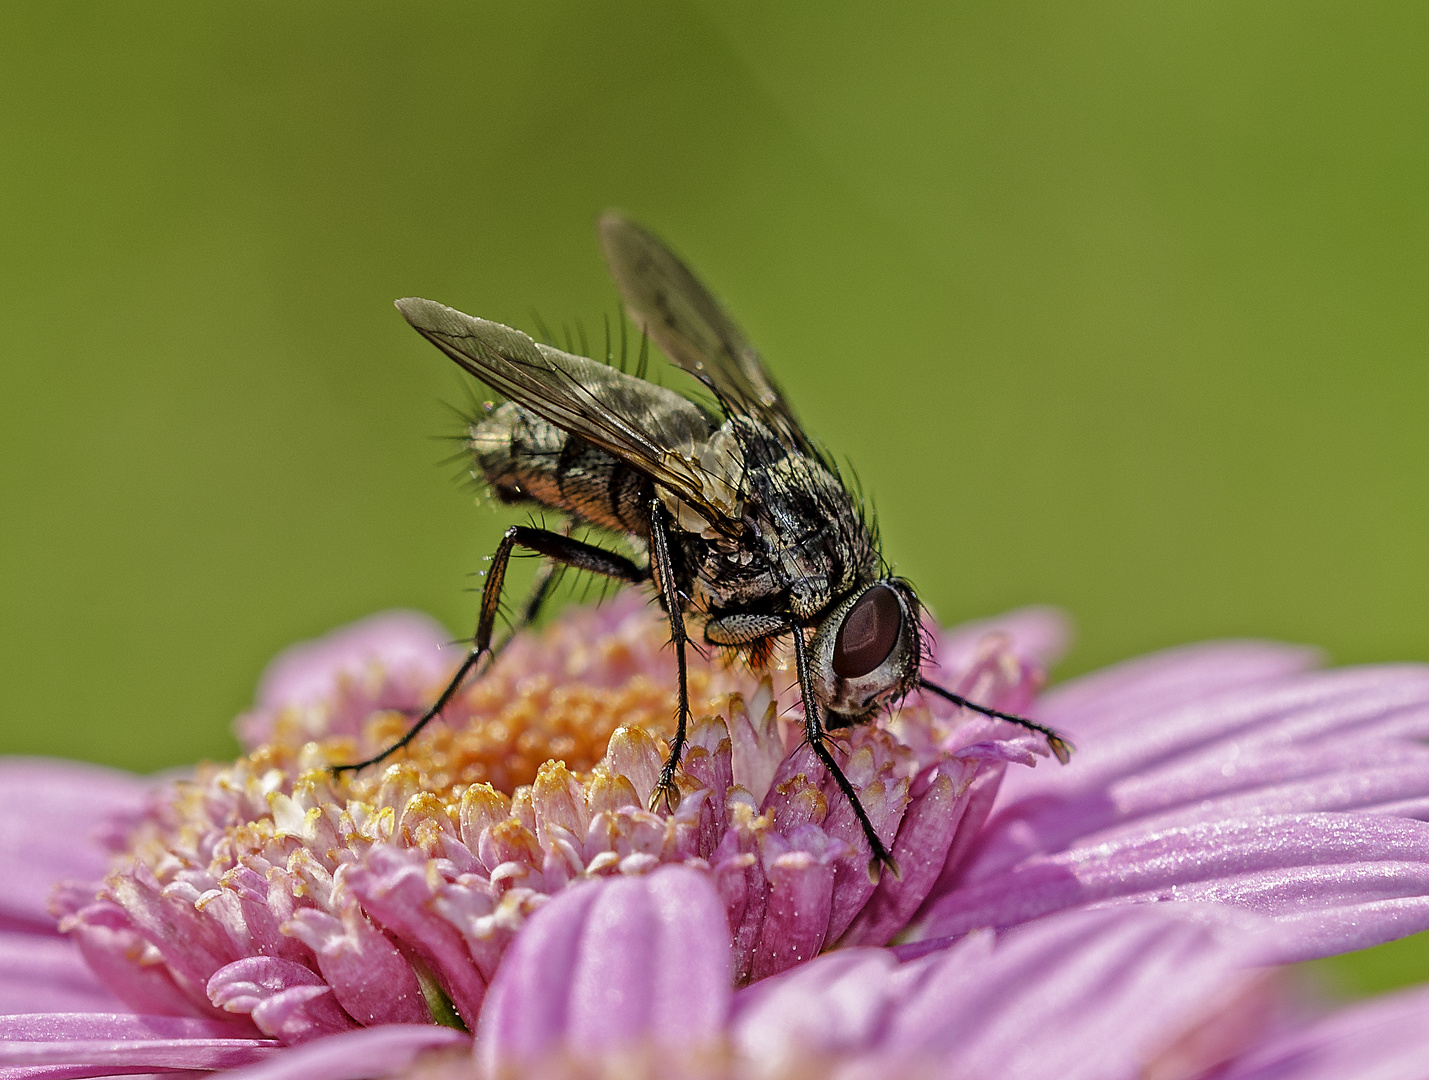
809,579,923,727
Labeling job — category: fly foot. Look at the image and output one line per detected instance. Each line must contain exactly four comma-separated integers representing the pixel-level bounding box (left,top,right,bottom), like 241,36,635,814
648,769,681,814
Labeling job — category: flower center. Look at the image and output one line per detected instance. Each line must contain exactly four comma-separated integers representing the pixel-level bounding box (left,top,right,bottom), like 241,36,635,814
251,604,743,806
345,667,711,799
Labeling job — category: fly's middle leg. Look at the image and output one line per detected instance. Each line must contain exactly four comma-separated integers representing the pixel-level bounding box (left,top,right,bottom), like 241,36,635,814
332,525,649,776
646,497,692,813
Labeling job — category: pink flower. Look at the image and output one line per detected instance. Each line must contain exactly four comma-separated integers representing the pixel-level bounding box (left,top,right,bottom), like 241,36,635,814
5,597,1429,1078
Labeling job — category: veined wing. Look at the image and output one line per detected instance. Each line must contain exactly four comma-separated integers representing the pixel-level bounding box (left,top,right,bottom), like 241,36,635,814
396,297,744,529
597,211,817,458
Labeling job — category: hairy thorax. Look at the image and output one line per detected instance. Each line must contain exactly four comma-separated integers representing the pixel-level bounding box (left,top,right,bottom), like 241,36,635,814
469,404,877,628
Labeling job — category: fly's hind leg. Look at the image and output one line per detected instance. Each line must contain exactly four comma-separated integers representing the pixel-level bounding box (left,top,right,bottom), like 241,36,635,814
332,525,649,776
646,497,693,813
481,529,562,667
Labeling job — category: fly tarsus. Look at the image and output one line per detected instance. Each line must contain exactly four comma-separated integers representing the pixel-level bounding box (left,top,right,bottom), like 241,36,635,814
805,728,902,883
650,759,682,813
331,647,484,775
918,679,1074,764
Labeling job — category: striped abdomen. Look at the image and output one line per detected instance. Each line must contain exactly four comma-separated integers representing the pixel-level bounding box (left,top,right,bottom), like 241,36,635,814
468,402,653,537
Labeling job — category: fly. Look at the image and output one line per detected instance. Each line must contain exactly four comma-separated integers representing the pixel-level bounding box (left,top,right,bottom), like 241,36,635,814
334,212,1071,879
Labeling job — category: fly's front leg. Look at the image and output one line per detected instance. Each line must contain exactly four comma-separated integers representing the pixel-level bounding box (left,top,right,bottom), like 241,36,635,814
791,620,900,883
917,679,1073,764
647,497,692,812
332,525,648,775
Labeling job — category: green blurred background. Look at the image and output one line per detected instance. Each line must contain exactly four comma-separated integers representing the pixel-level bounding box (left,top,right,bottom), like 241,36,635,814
2,2,1427,994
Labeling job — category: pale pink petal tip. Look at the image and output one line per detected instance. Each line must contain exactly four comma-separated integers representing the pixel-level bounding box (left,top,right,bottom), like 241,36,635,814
238,611,455,748
477,865,731,1074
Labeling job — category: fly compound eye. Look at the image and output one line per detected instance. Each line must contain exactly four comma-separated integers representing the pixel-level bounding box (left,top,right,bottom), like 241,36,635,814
833,584,903,679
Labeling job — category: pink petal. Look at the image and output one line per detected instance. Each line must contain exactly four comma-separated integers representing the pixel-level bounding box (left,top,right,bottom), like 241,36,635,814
219,1026,469,1080
1219,982,1429,1080
254,613,453,713
918,812,1429,962
1069,741,1429,852
1037,639,1323,740
750,826,844,980
62,901,211,1019
208,958,356,1043
0,759,149,934
0,1014,277,1072
237,612,455,748
476,865,730,1073
936,605,1073,672
248,985,357,1044
342,847,487,1028
734,905,1267,1080
838,759,979,947
884,906,1268,1080
962,664,1429,883
0,934,124,1015
104,866,240,1007
281,904,429,1026
730,947,916,1066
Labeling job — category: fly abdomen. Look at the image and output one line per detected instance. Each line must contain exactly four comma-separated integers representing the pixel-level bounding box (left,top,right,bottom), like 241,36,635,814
469,401,650,535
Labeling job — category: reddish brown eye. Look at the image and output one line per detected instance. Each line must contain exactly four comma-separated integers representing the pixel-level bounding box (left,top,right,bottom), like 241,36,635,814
833,584,902,678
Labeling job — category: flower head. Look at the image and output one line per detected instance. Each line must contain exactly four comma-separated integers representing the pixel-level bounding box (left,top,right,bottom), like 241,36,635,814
52,594,1062,1041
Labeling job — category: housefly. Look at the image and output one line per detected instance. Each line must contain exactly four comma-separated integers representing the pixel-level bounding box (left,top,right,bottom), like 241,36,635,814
334,212,1071,879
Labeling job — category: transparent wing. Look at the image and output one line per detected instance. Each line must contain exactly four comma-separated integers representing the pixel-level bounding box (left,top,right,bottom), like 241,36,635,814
396,297,743,528
597,211,817,457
